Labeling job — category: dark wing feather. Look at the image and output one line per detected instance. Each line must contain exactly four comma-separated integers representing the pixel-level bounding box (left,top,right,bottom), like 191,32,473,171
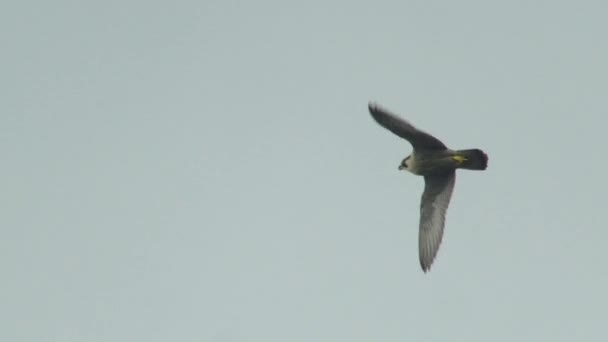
368,102,447,150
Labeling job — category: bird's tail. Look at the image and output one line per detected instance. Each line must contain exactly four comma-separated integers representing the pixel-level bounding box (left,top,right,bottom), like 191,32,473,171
454,149,488,170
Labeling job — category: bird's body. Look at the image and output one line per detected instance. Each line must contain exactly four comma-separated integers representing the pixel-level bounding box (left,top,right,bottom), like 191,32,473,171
403,148,488,176
368,102,488,272
402,149,457,175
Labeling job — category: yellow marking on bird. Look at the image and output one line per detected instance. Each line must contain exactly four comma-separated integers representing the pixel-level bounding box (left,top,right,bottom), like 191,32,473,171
452,155,467,163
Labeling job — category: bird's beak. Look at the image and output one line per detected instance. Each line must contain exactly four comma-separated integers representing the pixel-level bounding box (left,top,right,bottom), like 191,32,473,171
398,165,405,170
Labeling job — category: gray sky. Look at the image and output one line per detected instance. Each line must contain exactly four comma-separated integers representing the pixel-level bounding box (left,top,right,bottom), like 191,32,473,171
2,1,607,341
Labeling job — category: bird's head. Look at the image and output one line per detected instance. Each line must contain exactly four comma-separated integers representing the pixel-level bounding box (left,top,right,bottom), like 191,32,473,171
398,155,411,171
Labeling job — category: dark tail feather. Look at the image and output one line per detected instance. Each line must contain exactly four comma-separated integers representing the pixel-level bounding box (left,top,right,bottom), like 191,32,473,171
457,149,488,170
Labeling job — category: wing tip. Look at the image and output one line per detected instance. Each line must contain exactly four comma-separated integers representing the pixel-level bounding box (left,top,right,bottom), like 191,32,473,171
420,258,434,273
368,101,380,113
367,101,390,123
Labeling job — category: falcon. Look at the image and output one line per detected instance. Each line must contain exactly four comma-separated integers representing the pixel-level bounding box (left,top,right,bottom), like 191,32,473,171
369,102,488,272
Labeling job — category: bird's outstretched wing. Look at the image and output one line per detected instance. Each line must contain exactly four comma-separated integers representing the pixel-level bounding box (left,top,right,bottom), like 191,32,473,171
419,172,456,272
368,102,447,150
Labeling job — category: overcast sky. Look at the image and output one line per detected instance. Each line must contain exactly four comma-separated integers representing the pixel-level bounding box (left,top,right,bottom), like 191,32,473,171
2,1,608,341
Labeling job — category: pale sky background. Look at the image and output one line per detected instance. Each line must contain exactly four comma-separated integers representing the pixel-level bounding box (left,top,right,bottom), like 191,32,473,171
2,1,608,341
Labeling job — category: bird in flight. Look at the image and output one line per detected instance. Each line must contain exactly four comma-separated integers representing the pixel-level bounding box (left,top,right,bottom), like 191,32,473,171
368,102,488,272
